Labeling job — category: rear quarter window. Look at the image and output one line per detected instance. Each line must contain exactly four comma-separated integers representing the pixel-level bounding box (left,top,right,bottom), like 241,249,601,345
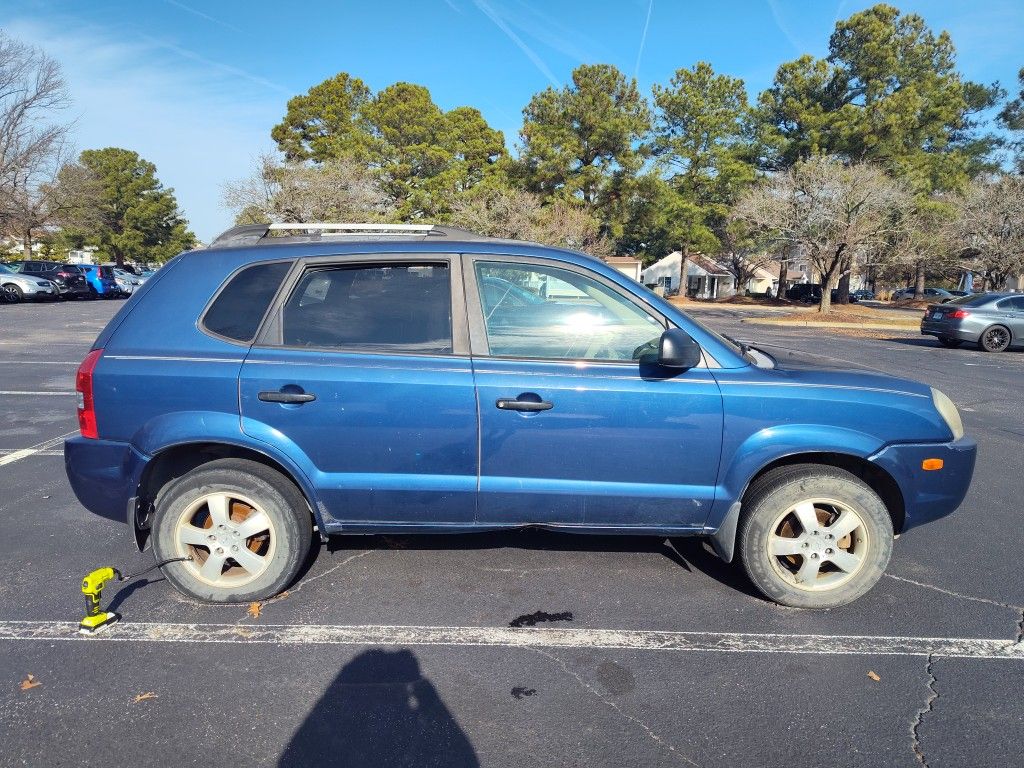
202,261,291,342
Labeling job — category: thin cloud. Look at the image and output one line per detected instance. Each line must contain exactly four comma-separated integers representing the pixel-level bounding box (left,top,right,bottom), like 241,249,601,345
766,0,805,54
442,0,464,13
471,0,560,87
163,0,244,34
634,0,654,79
141,35,292,95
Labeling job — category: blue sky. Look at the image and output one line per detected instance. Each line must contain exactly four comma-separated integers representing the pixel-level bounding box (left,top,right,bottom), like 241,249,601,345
2,0,1022,242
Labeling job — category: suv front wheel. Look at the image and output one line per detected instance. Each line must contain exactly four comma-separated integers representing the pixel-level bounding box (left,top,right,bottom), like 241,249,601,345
152,458,313,603
737,465,893,608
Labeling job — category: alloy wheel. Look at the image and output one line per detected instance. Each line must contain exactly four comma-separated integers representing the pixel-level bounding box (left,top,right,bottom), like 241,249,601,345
765,498,868,592
174,492,276,587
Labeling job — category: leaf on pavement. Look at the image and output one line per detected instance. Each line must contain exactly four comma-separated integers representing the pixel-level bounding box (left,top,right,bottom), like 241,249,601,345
247,602,262,618
19,674,40,691
867,670,881,682
133,692,158,703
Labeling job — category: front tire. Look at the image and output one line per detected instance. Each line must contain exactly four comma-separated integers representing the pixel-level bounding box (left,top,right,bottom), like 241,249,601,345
152,458,314,603
737,465,893,608
3,284,23,303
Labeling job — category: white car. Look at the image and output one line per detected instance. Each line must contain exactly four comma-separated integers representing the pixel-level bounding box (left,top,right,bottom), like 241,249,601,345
113,268,142,296
0,263,57,302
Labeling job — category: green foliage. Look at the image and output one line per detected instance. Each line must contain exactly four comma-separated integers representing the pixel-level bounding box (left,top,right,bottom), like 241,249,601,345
65,148,195,265
271,72,372,163
271,74,505,219
518,64,650,216
999,68,1024,172
757,3,999,193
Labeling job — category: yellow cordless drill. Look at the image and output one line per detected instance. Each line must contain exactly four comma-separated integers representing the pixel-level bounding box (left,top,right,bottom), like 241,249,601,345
80,567,122,634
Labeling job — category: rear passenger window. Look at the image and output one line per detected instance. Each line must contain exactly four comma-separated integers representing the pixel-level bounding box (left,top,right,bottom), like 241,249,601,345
281,263,452,353
203,261,291,342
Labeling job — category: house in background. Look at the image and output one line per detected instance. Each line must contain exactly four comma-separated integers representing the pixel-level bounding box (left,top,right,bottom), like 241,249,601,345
602,255,643,283
642,251,774,299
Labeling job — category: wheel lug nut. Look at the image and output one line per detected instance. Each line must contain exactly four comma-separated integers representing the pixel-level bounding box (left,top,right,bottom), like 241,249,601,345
216,547,224,554
207,534,215,541
826,548,833,554
231,545,239,552
810,553,819,559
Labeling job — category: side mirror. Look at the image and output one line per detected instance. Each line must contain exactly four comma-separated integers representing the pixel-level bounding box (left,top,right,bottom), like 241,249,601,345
658,328,702,369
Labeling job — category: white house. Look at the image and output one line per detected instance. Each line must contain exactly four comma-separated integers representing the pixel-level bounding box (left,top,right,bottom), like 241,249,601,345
640,251,741,299
602,255,643,283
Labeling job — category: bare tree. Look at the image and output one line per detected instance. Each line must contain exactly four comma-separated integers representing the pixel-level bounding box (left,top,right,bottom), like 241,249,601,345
222,155,394,224
952,175,1024,291
732,156,908,313
0,33,70,241
880,195,960,299
716,221,773,296
4,144,101,256
451,184,612,256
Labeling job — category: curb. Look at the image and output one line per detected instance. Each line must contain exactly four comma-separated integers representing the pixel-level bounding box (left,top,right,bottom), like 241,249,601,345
742,318,917,331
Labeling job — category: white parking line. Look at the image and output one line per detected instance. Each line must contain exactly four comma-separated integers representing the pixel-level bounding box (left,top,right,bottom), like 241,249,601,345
0,621,1021,659
0,361,80,365
0,391,75,395
0,431,76,467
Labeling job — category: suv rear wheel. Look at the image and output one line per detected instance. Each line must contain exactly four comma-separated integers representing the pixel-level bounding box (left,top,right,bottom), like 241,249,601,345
152,458,314,603
737,465,893,608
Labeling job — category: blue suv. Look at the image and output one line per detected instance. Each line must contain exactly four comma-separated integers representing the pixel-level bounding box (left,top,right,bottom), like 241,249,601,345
65,224,976,608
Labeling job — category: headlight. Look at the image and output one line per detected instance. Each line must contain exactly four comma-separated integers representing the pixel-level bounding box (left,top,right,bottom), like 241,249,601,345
930,387,964,440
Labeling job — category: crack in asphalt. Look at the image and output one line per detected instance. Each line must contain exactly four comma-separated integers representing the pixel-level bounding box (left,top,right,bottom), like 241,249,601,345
529,647,701,767
885,574,1024,641
910,653,938,768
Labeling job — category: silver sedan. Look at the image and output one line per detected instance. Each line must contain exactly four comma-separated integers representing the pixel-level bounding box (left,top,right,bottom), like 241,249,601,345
921,293,1024,352
0,263,57,302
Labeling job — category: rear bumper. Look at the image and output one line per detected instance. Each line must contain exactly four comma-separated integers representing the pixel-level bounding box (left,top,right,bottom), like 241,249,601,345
64,437,149,524
920,320,976,342
868,437,977,532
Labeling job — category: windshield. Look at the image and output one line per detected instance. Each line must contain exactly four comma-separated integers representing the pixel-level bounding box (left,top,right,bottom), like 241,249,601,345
0,264,14,275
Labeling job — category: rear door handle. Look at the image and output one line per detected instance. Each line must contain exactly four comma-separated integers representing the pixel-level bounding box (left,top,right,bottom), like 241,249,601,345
258,390,316,404
496,397,553,412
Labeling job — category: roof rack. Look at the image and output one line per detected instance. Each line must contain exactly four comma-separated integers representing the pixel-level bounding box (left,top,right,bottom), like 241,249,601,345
208,222,489,248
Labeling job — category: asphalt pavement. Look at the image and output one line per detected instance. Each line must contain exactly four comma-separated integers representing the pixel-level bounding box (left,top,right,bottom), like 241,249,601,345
1,299,1022,768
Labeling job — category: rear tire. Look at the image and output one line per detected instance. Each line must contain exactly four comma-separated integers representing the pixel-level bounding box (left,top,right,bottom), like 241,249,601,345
938,337,962,348
152,458,314,603
737,465,893,608
979,325,1011,353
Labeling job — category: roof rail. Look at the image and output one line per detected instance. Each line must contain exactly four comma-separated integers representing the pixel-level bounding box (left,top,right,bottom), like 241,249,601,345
208,221,492,248
267,222,434,233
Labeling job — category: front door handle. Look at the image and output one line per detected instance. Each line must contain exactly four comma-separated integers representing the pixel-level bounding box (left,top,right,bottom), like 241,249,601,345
258,390,316,404
496,397,553,412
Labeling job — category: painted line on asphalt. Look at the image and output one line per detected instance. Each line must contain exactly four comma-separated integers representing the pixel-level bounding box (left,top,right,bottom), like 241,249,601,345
0,361,81,365
0,449,62,457
0,621,1021,659
0,431,76,467
0,391,75,395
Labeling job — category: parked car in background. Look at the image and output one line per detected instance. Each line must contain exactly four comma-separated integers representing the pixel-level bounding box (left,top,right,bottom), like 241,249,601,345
785,283,822,303
0,263,57,302
852,289,875,301
892,287,954,302
830,289,859,304
79,264,120,298
5,260,90,299
114,268,141,296
65,222,976,610
921,293,1024,352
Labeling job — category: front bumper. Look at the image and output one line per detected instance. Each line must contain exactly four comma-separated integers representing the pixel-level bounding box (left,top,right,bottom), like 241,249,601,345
868,437,977,532
23,282,56,298
65,437,150,524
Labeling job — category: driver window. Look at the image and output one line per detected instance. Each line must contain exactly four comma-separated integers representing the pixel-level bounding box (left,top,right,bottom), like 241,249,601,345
475,261,663,361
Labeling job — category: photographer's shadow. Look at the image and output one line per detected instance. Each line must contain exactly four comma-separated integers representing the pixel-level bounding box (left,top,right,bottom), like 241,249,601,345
279,648,478,767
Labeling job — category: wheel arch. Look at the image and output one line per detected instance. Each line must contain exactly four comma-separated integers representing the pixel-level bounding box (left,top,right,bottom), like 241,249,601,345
136,441,326,548
710,450,906,562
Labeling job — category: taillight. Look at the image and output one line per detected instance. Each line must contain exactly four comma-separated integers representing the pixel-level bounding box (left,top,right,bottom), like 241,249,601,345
947,309,970,319
76,349,103,439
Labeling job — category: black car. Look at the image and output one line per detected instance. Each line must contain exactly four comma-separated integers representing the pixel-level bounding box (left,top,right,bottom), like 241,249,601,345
6,260,91,299
852,289,875,301
785,283,822,303
830,289,859,303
